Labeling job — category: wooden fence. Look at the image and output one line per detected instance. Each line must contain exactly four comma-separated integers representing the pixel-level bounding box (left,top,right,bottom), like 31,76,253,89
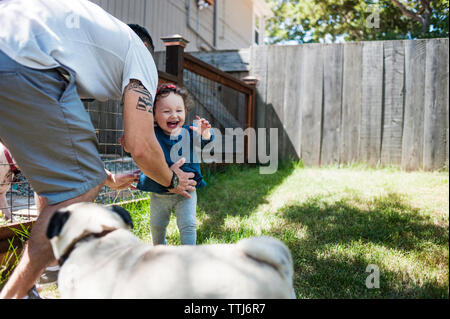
250,38,449,170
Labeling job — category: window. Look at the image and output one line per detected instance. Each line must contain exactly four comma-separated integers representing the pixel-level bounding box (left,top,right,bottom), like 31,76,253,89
254,15,260,44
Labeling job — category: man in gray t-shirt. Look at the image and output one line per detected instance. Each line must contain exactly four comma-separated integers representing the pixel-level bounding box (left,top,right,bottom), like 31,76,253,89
0,0,196,299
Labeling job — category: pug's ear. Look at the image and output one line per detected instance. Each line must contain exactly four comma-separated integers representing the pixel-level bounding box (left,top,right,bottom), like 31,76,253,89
109,205,133,229
46,211,71,239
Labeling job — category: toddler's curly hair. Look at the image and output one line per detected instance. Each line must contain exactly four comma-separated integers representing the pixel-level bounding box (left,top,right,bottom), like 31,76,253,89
154,83,194,112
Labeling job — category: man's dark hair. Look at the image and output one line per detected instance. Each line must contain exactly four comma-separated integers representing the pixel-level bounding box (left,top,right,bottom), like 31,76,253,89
128,24,155,52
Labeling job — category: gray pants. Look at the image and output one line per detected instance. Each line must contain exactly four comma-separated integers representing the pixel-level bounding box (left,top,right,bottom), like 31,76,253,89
150,191,197,245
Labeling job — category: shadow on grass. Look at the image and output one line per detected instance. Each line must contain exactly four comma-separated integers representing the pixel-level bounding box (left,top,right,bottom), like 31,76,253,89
268,193,448,298
196,161,297,243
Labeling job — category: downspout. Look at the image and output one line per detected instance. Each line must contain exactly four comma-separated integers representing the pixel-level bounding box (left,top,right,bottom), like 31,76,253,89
186,0,216,50
195,1,201,49
213,0,218,48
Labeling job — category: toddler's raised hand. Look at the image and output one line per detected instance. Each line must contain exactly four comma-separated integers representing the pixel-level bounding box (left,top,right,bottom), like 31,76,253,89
190,115,212,140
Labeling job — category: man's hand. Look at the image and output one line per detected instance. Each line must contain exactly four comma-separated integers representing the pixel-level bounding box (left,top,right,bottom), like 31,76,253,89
104,169,140,190
168,158,197,198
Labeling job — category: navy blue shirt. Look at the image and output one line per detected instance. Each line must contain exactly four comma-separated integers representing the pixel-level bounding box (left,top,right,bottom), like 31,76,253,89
137,125,214,194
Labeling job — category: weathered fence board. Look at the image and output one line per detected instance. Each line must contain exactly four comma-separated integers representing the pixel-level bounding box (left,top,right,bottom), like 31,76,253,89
281,45,303,160
360,41,384,167
250,45,270,161
340,42,362,164
322,44,343,165
300,44,323,166
251,46,269,132
401,40,427,171
381,40,405,166
423,38,449,170
266,45,288,159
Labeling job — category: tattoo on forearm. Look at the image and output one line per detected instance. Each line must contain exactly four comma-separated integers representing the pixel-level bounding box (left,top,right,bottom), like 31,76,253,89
125,80,154,114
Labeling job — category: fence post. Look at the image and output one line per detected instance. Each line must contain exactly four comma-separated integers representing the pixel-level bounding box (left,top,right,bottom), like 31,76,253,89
242,76,258,129
242,76,258,162
161,34,189,85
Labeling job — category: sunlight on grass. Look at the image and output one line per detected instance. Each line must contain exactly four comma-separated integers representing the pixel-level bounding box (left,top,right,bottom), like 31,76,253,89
316,240,448,298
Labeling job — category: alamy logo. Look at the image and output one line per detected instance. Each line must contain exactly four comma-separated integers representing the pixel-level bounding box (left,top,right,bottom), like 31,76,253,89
169,127,279,174
366,5,380,29
365,264,380,289
65,13,80,29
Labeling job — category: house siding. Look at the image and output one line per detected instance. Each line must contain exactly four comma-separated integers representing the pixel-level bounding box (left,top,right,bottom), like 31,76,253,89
88,0,266,52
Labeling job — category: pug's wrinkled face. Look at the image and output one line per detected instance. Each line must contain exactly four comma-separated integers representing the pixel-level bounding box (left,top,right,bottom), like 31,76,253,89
46,202,133,260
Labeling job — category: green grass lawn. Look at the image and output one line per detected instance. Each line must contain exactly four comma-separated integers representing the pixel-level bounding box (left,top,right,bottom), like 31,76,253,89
125,162,449,299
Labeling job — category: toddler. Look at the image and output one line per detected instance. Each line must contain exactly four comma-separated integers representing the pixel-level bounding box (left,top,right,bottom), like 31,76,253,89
133,84,213,245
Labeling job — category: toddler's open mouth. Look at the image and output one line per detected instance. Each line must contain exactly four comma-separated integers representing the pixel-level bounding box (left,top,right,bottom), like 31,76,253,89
167,120,180,129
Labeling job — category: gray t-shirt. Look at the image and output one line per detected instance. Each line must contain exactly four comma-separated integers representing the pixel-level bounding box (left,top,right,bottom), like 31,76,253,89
0,0,157,101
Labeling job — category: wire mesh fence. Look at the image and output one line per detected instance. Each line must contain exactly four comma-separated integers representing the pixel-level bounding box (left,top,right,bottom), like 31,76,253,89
184,69,247,129
183,69,248,163
1,170,36,225
0,101,149,225
0,139,35,224
85,100,150,206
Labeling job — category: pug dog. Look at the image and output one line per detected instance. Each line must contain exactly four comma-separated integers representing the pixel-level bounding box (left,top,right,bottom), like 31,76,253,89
47,202,296,299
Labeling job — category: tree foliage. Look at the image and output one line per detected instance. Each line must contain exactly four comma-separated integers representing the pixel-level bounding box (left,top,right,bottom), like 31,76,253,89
265,0,449,43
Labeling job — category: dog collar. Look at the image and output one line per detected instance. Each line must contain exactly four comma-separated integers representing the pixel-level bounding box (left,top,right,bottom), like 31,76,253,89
58,229,115,266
